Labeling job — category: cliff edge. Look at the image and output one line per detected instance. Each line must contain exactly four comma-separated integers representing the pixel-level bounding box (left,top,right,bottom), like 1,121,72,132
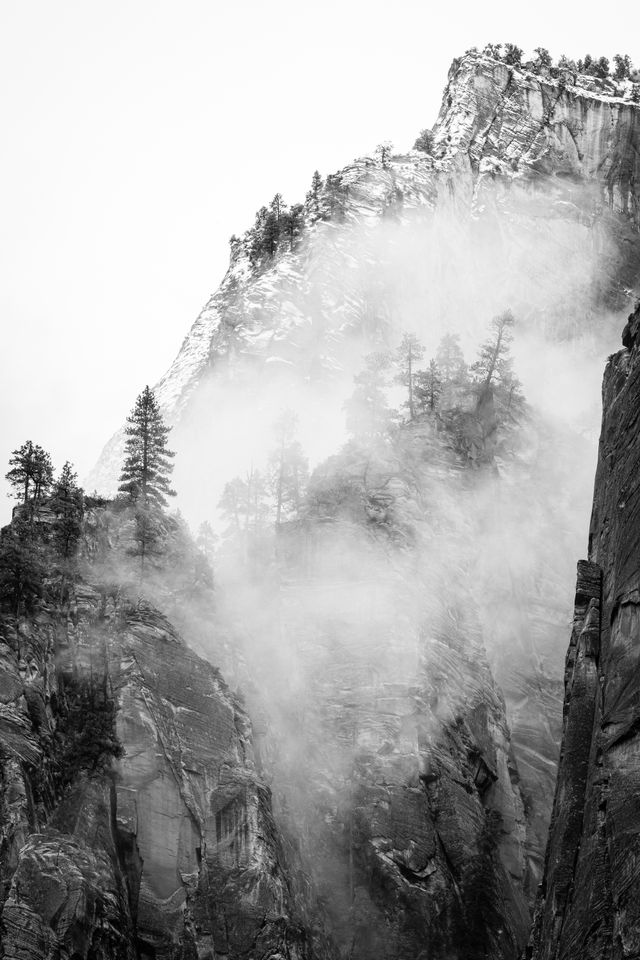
530,302,640,959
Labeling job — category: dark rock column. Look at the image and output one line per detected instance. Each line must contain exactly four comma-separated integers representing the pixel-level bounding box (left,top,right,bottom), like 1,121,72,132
531,305,640,960
528,560,602,958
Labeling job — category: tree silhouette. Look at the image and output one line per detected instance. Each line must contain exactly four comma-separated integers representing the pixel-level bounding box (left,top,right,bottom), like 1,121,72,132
414,129,434,153
118,386,176,508
51,462,83,561
345,353,395,441
414,360,443,414
471,310,516,398
5,441,54,510
268,411,309,524
395,333,425,420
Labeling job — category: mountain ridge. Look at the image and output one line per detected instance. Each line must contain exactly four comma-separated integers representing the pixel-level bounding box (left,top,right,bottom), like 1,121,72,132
87,49,640,500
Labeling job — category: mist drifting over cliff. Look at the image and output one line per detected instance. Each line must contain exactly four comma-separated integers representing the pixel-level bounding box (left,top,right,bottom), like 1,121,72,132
82,50,640,955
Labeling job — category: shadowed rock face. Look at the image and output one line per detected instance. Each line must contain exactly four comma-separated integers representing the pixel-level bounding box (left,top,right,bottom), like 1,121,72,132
74,51,640,960
530,304,640,960
0,583,321,960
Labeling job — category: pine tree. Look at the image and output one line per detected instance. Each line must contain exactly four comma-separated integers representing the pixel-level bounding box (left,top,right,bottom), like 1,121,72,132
471,310,516,399
196,521,217,563
414,360,443,414
248,205,270,263
5,441,54,509
218,469,269,567
305,171,324,221
375,142,393,168
219,478,247,538
0,520,45,623
613,54,632,80
118,387,176,508
502,43,523,67
581,54,595,75
268,411,309,525
325,175,348,221
436,333,468,384
496,370,526,422
533,47,552,71
51,461,84,561
345,352,396,441
414,129,434,153
557,54,577,74
394,333,425,420
287,203,305,247
270,193,285,223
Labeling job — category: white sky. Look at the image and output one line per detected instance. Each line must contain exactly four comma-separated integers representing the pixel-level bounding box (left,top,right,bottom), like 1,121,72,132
1,0,638,517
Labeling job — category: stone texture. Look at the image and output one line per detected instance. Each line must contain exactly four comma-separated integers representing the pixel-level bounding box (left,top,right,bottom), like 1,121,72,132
74,52,640,960
226,423,544,959
530,304,640,960
0,580,321,959
436,54,640,225
87,52,640,498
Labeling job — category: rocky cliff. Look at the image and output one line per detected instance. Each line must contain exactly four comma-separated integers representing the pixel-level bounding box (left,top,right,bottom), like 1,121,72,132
530,303,640,960
0,512,324,959
88,50,640,497
78,50,640,960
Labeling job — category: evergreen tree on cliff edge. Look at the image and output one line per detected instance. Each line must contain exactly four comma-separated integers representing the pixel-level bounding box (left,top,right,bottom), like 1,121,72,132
118,386,176,508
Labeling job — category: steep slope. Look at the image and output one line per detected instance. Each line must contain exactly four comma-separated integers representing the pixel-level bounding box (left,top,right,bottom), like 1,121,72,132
0,511,325,960
81,48,640,960
213,410,587,958
530,303,640,960
88,52,640,483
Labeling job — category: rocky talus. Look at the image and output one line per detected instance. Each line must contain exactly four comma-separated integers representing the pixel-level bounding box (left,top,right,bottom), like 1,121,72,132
530,304,640,959
0,576,321,959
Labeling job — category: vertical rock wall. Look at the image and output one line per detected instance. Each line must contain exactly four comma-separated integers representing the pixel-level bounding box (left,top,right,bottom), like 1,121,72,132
0,583,323,960
531,304,640,959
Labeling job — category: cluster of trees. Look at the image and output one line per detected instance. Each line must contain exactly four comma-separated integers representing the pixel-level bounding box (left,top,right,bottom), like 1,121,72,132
0,385,214,623
218,411,309,557
231,171,351,268
344,310,524,444
231,193,304,266
215,311,525,563
0,447,84,620
474,44,639,94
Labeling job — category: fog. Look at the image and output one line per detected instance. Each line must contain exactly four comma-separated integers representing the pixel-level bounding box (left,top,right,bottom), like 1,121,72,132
150,162,636,929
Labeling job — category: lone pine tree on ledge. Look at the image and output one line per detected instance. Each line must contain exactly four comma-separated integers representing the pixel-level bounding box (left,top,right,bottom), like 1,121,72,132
118,387,176,576
118,386,176,508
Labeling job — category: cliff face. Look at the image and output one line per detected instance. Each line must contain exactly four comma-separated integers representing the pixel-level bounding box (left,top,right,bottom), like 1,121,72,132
78,51,640,960
436,54,640,223
530,303,640,960
217,414,579,958
0,543,322,959
88,52,640,496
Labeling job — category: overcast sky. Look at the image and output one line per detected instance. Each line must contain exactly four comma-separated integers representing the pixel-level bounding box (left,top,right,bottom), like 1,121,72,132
1,0,638,515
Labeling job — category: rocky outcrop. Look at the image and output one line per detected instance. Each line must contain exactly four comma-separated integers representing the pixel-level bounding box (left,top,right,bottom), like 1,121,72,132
87,52,640,498
530,303,640,959
222,419,564,959
0,579,321,959
436,53,640,224
79,50,640,960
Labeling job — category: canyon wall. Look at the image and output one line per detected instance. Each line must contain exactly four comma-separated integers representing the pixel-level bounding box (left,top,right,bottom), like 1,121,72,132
530,303,640,959
0,541,324,960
